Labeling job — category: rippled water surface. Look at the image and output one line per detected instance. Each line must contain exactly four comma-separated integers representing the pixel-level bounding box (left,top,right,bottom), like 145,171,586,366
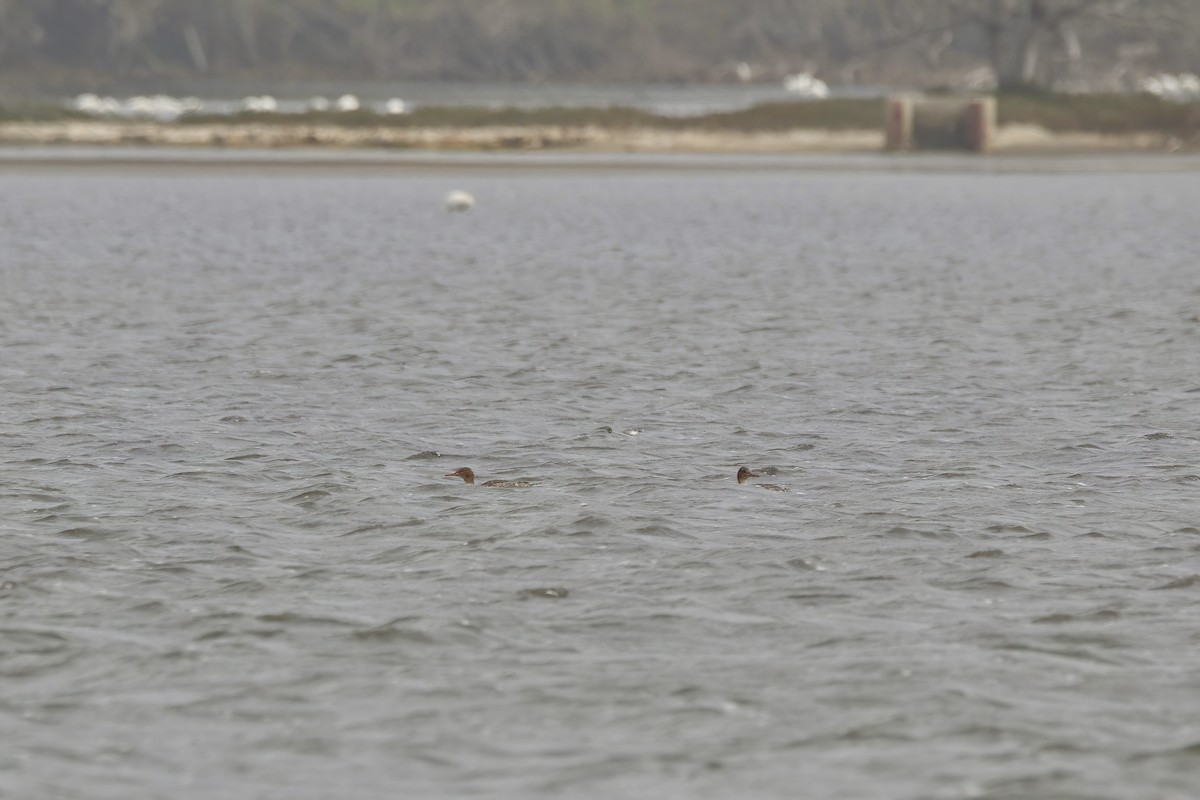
2,157,1199,799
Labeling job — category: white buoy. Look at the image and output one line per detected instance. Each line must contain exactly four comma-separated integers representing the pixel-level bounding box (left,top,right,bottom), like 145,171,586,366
444,190,475,212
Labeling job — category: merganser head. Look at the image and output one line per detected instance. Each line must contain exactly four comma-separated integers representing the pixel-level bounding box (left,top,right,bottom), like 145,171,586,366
736,467,760,484
445,467,476,484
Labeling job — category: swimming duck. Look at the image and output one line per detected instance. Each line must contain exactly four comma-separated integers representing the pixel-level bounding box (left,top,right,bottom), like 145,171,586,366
444,467,533,488
736,467,789,492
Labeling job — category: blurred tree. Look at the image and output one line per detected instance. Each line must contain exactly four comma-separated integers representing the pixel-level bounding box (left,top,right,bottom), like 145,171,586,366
1,0,1196,86
0,0,43,67
914,0,1200,89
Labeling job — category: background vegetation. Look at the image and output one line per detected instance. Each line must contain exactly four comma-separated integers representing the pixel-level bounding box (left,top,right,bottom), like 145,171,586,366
2,0,1198,89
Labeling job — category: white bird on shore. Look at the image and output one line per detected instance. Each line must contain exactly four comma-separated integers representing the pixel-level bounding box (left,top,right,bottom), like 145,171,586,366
384,98,409,115
783,72,830,99
73,93,103,114
1141,72,1200,102
240,95,277,113
126,94,189,121
335,94,360,112
444,190,475,212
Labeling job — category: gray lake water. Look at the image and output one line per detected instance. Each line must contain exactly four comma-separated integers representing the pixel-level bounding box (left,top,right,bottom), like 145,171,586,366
2,156,1199,799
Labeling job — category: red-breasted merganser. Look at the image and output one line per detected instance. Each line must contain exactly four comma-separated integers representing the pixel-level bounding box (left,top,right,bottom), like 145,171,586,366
444,467,534,488
736,467,789,492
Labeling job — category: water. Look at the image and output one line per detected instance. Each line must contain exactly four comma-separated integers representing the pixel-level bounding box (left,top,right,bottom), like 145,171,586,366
2,155,1199,799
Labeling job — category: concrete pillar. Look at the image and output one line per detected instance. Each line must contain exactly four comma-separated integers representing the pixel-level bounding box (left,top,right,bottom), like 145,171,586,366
884,95,915,151
964,97,997,153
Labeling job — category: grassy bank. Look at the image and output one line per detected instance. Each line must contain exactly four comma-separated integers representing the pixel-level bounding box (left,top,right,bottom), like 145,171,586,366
0,103,87,123
995,90,1200,135
171,98,885,132
2,92,1197,136
172,92,1198,136
1,92,1197,154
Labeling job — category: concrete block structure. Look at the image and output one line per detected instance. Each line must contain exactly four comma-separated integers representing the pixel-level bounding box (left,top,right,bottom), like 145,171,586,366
885,95,996,153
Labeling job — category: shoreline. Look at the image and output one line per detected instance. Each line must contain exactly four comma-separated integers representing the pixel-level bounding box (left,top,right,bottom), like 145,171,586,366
0,120,1193,156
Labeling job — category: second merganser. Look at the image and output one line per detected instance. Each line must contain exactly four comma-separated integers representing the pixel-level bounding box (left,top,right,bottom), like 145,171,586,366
736,467,790,492
444,467,533,488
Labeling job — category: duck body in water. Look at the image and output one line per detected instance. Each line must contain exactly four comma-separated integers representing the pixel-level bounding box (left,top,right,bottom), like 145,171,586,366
736,466,790,492
444,467,534,488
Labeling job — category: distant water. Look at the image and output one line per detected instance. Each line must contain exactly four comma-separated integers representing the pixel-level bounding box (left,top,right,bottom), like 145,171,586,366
2,156,1199,799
